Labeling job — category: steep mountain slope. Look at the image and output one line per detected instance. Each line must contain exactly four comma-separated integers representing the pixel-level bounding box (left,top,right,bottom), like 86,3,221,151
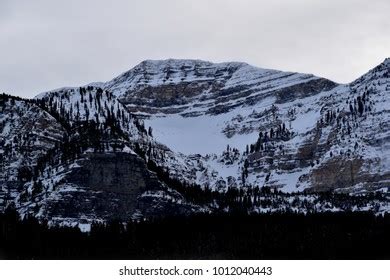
105,59,336,117
100,58,390,195
0,96,65,211
0,90,202,228
305,58,390,193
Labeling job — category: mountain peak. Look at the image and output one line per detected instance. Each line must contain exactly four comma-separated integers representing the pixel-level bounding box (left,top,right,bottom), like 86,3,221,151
374,57,390,70
382,57,390,67
351,57,390,85
138,58,212,66
104,58,262,97
132,58,251,72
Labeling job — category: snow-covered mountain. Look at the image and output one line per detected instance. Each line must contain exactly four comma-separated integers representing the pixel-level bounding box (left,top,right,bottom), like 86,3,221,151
100,58,390,194
0,89,202,228
105,59,336,117
1,58,389,227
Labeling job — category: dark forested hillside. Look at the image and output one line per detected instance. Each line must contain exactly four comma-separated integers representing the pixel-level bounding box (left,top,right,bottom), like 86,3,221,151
0,209,388,259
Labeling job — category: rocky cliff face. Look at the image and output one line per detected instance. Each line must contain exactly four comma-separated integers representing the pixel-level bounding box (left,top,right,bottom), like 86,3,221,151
105,59,337,116
48,152,162,221
24,152,196,226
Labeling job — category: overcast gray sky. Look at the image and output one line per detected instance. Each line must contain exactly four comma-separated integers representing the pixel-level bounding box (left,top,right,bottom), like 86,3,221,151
1,0,389,98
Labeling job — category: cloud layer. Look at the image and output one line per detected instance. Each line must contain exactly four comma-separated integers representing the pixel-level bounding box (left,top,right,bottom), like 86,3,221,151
1,0,389,98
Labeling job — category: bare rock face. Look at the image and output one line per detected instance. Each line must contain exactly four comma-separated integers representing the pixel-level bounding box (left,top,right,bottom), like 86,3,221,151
308,157,363,192
44,152,185,221
122,82,214,113
68,153,160,194
309,157,390,193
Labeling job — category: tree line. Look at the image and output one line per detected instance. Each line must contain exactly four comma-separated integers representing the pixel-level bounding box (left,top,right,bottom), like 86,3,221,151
1,207,388,259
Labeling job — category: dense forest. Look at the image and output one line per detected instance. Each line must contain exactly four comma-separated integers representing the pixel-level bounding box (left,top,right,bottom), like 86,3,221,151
1,207,388,259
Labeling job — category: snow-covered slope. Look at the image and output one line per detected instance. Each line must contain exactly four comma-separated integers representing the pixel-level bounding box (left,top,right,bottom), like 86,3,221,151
99,58,390,194
0,96,65,210
105,59,336,117
36,86,145,142
0,90,203,226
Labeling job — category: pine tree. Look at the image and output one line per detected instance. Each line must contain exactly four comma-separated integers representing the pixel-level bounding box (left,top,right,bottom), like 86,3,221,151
357,96,364,116
349,103,354,114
